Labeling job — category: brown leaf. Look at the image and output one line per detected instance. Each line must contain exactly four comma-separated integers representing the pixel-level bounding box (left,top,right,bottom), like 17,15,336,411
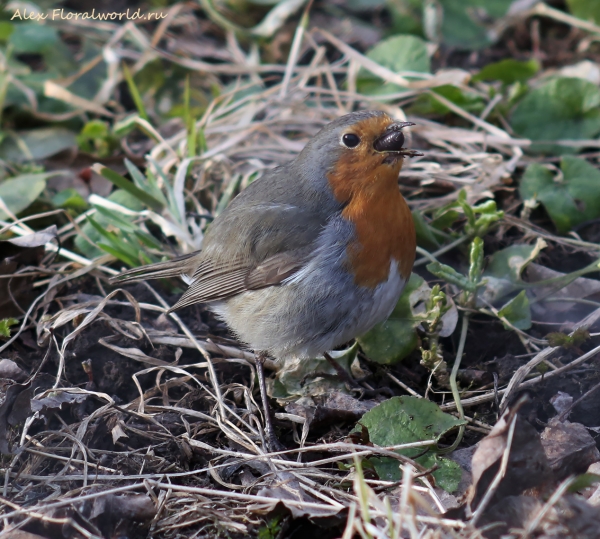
469,398,552,510
253,471,340,519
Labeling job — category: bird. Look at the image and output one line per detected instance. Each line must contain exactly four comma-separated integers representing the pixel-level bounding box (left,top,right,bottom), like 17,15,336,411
111,110,420,451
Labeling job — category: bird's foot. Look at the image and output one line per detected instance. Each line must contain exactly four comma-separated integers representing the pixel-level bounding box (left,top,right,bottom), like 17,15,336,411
266,430,287,454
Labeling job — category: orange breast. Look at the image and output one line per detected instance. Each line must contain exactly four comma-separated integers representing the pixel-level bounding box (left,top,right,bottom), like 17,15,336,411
327,147,415,288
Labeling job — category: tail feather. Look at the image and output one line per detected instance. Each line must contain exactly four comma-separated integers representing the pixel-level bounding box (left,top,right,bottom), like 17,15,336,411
110,252,198,284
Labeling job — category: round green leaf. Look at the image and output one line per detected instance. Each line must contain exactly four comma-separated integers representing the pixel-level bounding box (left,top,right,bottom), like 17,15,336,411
498,290,531,330
474,59,540,84
519,156,600,234
438,0,512,50
356,274,427,364
481,240,546,303
356,396,466,492
0,128,77,162
9,23,58,53
357,35,430,96
410,84,485,116
0,173,55,220
511,77,600,155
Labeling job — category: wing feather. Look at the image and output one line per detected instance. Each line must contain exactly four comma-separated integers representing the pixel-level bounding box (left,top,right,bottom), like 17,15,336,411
165,201,329,312
169,267,249,311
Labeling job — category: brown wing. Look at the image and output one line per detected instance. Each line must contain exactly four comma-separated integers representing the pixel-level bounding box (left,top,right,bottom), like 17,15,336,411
165,194,329,312
109,252,200,284
168,248,310,312
245,247,312,289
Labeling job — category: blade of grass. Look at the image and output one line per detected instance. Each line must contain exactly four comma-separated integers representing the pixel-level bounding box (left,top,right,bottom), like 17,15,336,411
86,215,144,266
124,158,168,207
184,75,198,158
122,62,148,121
92,164,164,212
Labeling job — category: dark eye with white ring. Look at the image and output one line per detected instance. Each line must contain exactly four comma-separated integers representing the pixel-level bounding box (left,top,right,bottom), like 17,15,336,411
342,133,360,148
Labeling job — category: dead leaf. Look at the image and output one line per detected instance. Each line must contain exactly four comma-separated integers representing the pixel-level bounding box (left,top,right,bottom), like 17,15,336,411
31,390,90,415
0,359,27,382
478,494,600,539
0,382,31,454
285,392,380,435
469,399,552,511
6,225,57,248
111,421,128,444
253,471,341,519
527,263,600,318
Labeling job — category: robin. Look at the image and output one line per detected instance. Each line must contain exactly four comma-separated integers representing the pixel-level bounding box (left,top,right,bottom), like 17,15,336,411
111,110,420,450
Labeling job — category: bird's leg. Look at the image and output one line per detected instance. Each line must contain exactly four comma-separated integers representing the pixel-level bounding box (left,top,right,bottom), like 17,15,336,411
323,351,358,387
324,352,390,398
255,351,285,452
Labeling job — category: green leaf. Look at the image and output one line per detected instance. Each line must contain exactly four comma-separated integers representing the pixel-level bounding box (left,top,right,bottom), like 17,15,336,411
412,210,441,250
0,318,18,338
258,516,283,539
0,128,77,162
567,473,600,493
373,451,462,492
77,120,117,157
9,23,58,53
430,208,460,230
356,396,466,492
410,85,485,116
519,157,600,234
388,0,423,35
474,59,540,84
0,173,56,220
511,77,600,155
566,0,600,25
357,35,430,95
52,188,88,212
498,290,531,330
92,164,164,212
482,239,546,303
468,237,484,284
356,274,427,364
427,262,476,292
438,0,513,50
0,22,14,42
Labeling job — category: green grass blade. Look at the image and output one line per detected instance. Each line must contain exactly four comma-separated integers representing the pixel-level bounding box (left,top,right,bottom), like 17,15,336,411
92,164,164,212
122,62,148,121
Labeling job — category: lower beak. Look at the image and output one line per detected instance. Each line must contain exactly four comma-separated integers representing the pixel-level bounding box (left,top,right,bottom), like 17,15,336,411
373,122,423,157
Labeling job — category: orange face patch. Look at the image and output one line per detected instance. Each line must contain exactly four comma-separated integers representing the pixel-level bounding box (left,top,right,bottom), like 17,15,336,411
327,115,416,288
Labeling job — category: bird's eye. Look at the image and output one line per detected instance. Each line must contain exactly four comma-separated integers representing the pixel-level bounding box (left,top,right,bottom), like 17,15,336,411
342,133,360,148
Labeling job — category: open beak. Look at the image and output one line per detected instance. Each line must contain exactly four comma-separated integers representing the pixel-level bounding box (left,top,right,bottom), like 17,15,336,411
373,121,423,157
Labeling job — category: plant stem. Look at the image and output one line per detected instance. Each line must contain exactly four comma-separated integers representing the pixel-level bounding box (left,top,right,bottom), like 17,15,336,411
439,312,469,453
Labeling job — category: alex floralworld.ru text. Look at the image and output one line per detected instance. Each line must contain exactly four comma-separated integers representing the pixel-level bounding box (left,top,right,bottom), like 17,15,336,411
11,8,167,22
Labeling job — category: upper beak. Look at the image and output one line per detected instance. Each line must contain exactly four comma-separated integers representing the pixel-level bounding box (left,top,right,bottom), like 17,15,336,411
373,122,423,157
